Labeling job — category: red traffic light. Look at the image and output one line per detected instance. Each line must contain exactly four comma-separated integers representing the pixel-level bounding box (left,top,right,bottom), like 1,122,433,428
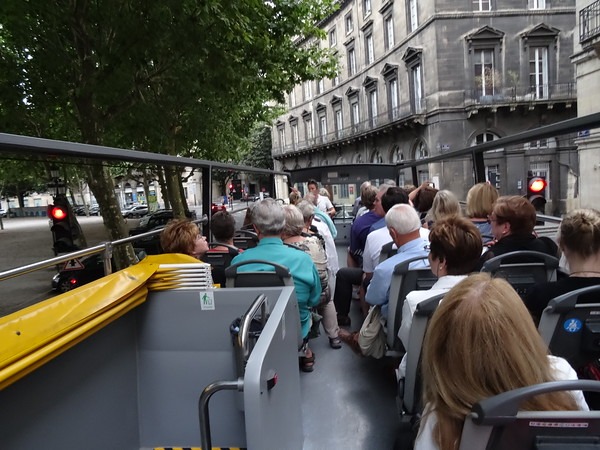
528,177,547,193
50,205,68,220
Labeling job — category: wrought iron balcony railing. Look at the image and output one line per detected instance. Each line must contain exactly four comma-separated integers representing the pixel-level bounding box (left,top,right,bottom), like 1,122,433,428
465,83,576,106
580,0,600,43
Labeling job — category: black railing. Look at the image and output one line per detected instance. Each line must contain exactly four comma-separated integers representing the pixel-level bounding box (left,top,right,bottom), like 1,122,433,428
580,0,600,43
465,83,576,106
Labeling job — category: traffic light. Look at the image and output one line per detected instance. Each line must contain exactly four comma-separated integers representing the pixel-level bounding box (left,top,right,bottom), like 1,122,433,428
527,174,547,212
48,202,78,254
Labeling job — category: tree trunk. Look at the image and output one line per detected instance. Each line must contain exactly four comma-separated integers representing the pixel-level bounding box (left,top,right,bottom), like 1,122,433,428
165,165,186,218
157,168,170,209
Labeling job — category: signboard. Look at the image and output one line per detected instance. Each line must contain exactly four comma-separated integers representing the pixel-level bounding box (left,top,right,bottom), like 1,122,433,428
63,258,84,271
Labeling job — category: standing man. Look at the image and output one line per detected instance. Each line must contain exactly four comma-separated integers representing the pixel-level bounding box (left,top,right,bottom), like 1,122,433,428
307,179,336,218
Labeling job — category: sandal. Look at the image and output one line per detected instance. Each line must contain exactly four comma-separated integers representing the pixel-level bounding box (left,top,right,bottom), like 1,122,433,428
299,351,315,373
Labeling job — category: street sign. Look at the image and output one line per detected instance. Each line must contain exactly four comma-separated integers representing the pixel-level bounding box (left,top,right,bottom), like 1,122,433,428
63,258,84,271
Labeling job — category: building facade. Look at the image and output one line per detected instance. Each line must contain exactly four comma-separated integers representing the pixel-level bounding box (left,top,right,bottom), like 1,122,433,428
272,0,578,213
573,0,600,210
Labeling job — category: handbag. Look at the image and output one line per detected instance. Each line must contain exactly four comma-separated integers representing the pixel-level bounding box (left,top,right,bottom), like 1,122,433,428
357,305,387,359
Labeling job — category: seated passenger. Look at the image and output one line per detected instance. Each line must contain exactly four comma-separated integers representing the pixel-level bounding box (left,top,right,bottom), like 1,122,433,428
364,204,429,320
348,184,381,268
209,210,242,254
478,195,557,268
231,198,321,372
422,189,461,229
409,181,438,222
416,273,588,450
283,205,341,349
465,182,498,243
397,216,482,378
160,219,208,260
526,208,600,321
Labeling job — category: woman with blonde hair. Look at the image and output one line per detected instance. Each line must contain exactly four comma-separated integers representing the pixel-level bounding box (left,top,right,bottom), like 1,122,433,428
423,189,461,229
465,182,499,242
416,273,588,450
526,208,600,320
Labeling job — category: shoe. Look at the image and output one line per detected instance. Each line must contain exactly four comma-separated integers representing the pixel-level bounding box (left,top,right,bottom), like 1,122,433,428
299,351,315,373
337,315,351,327
338,329,363,356
329,337,342,349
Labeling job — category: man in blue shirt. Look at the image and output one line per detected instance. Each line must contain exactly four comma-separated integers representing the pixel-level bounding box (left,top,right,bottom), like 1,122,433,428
365,204,430,319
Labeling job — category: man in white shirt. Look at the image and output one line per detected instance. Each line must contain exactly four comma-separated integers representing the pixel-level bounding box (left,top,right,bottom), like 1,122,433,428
307,179,336,218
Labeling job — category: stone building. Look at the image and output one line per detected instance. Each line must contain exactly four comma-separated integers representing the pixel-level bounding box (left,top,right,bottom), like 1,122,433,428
272,0,578,213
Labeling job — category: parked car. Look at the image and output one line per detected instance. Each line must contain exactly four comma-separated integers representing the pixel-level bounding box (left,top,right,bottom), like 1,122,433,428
52,251,146,293
121,204,149,218
252,192,271,201
0,208,6,218
129,209,194,236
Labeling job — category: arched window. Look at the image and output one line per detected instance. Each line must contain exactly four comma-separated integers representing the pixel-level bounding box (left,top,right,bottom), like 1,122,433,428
414,141,428,160
390,145,404,163
371,150,383,163
355,153,364,164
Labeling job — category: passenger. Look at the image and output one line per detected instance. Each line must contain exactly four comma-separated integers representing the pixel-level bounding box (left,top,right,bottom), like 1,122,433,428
209,211,241,253
363,204,429,320
465,182,499,243
368,183,396,233
241,202,256,230
230,198,321,372
160,219,208,259
305,192,337,239
423,189,461,229
307,179,336,218
283,205,341,349
397,216,482,378
353,181,373,218
416,273,588,450
348,184,380,268
409,181,438,222
526,208,600,321
288,189,301,206
479,195,557,268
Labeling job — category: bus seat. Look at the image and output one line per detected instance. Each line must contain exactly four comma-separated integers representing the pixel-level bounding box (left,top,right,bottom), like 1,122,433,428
539,285,600,409
458,380,600,450
397,293,444,427
379,241,397,264
225,259,293,288
386,256,435,353
204,243,240,287
481,250,559,299
233,229,259,250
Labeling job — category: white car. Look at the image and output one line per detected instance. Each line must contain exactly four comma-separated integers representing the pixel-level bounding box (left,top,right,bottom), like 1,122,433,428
121,205,149,218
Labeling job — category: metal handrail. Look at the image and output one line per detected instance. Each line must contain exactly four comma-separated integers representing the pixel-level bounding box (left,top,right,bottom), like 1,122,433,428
0,216,208,283
239,294,268,360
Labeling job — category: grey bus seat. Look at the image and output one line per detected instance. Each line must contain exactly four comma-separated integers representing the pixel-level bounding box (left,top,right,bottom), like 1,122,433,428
379,241,397,264
398,293,444,423
233,229,259,250
481,250,559,299
225,259,293,288
204,243,240,287
539,285,600,409
458,380,600,450
386,256,435,353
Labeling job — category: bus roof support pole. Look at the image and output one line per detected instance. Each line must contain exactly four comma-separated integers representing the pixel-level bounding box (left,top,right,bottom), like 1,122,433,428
473,151,486,184
202,166,211,236
411,166,418,186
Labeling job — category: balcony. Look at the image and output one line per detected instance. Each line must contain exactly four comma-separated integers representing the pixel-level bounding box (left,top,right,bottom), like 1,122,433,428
580,0,600,43
464,83,576,110
272,100,426,158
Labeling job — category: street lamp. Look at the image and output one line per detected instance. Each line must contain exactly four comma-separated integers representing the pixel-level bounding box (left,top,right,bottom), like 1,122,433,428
49,166,67,197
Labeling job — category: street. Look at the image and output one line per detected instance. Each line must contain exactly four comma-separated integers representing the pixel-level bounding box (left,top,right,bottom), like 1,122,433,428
0,208,248,317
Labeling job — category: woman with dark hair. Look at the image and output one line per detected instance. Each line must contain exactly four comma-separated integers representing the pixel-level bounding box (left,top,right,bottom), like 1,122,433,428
416,273,588,450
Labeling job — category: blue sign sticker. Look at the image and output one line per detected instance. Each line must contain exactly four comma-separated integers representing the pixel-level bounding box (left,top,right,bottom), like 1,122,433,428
563,318,583,333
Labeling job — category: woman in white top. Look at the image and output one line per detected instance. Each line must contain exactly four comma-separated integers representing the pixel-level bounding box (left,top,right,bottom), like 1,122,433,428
416,273,588,450
398,216,482,377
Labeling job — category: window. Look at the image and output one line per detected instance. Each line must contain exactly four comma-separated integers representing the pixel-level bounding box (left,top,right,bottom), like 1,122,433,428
345,13,353,34
388,78,399,118
291,122,299,147
332,72,340,86
529,0,546,9
289,90,296,107
368,89,378,127
486,165,501,189
303,81,312,100
408,0,418,32
384,15,395,50
348,47,357,76
319,113,327,137
364,0,372,17
529,46,548,99
411,65,423,112
473,131,503,154
473,0,491,11
329,28,337,47
277,126,285,149
474,49,496,96
351,100,360,131
317,79,325,94
365,33,375,65
304,115,313,141
335,108,343,137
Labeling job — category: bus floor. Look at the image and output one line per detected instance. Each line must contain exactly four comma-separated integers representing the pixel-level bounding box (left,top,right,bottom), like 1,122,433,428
300,244,400,449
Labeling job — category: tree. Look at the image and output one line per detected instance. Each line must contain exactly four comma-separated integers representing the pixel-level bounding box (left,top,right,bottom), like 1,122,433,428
0,0,338,268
